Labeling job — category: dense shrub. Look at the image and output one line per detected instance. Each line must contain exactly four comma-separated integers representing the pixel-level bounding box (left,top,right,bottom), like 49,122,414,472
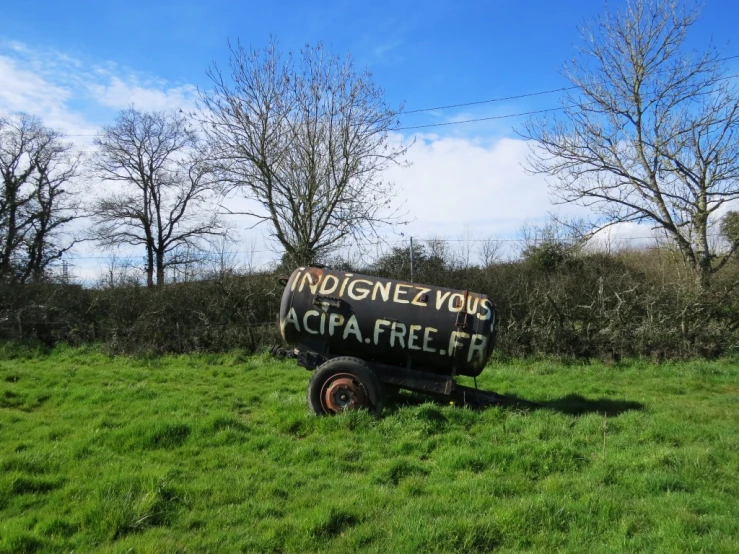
1,248,738,359
0,273,282,354
366,245,739,360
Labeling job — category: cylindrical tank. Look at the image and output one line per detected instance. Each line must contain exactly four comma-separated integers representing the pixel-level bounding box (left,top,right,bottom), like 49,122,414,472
279,267,497,377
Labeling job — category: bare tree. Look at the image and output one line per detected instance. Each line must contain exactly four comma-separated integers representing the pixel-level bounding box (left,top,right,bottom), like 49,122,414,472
200,233,247,279
425,237,452,263
98,253,140,288
522,0,739,287
199,40,408,266
479,235,505,267
455,225,475,268
0,113,80,284
91,108,223,287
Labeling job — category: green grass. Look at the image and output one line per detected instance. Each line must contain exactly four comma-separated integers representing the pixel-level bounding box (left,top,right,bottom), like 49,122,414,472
1,345,738,553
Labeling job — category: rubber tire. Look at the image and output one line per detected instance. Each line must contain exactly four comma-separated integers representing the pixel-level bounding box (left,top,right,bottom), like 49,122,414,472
307,357,384,417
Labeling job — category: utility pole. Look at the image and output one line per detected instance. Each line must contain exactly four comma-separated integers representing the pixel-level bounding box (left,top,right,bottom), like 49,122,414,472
410,236,414,282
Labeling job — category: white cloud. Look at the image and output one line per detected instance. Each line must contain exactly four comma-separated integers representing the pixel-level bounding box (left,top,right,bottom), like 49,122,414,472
373,39,404,58
0,41,198,140
0,42,205,282
586,222,663,251
0,56,69,111
385,134,578,239
88,77,198,112
0,54,96,138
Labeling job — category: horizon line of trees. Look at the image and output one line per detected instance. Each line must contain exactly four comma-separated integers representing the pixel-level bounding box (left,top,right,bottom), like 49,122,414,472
47,215,739,289
2,235,738,360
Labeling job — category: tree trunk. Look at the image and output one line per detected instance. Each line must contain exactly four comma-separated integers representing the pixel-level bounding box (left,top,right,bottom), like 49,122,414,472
1,187,18,280
156,251,165,287
697,255,712,290
146,245,155,288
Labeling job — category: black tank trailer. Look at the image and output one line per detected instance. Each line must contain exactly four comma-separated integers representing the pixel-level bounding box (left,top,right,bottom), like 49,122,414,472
277,266,513,415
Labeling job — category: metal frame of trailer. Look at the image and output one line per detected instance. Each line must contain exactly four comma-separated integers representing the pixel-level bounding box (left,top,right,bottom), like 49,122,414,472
272,346,522,415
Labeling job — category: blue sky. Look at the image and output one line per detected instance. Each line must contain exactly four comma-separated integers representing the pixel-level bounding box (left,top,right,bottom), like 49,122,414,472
4,0,602,111
2,0,738,277
6,0,737,120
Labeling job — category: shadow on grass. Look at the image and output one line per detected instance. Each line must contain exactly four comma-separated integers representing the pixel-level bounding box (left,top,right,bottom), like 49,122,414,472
384,389,645,418
537,394,645,416
499,393,645,417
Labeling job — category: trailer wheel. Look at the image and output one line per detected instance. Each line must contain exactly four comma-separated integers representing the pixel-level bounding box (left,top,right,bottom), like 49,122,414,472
307,357,384,416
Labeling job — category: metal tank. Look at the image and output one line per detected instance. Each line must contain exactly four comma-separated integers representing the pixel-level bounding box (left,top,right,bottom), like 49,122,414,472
279,266,497,377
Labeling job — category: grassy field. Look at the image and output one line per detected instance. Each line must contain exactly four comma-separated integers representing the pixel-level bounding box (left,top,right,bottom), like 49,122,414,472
0,345,738,553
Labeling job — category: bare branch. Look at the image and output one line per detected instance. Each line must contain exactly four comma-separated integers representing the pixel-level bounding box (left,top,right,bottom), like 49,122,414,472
0,112,81,283
521,0,739,287
90,108,225,286
198,38,409,266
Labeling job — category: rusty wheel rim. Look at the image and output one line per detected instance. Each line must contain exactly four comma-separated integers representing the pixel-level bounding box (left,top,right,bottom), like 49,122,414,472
319,373,370,414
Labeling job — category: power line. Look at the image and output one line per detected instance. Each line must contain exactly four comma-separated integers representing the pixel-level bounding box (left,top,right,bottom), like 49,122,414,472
61,89,569,136
66,81,739,136
394,71,739,131
61,232,719,261
58,55,739,137
403,87,573,114
392,107,561,131
400,54,739,115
